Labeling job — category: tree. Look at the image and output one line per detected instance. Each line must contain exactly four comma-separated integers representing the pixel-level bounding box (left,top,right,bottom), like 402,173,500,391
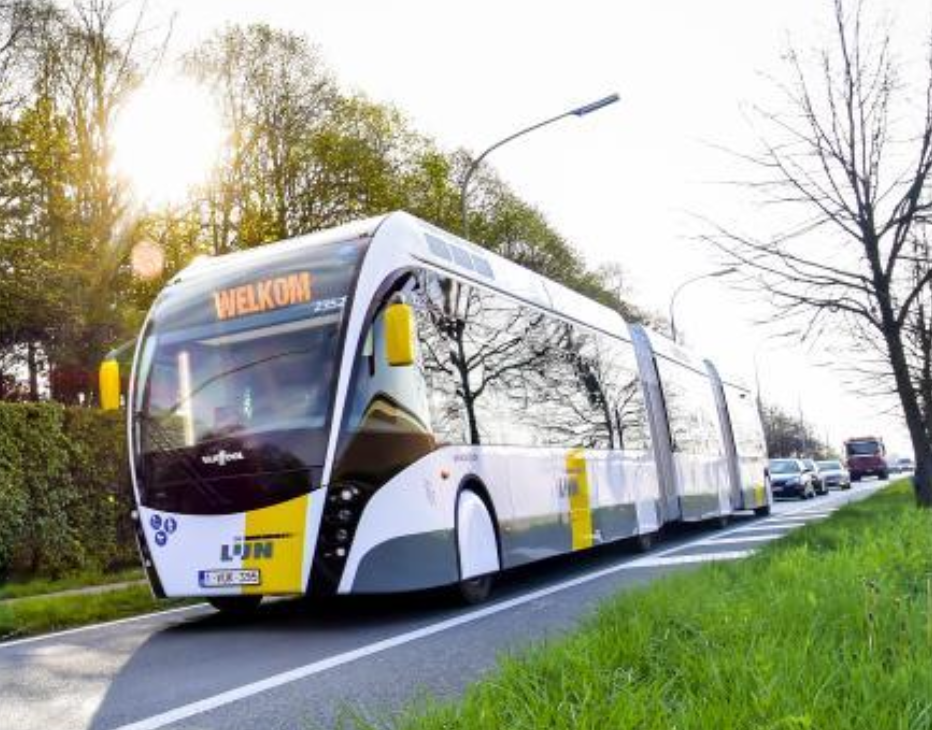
0,0,165,403
759,402,835,459
704,0,932,505
0,14,656,402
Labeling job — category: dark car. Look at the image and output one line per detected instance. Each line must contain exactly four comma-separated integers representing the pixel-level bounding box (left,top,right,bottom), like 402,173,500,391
816,459,851,490
768,458,816,500
802,458,828,495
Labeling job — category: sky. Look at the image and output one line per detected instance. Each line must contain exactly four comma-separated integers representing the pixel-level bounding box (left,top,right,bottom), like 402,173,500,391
135,0,932,455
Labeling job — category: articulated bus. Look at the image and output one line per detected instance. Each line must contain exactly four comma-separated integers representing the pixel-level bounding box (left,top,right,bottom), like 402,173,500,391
102,212,770,611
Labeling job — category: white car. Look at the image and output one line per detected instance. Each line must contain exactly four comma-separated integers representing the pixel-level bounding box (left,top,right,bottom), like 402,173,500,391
815,459,851,490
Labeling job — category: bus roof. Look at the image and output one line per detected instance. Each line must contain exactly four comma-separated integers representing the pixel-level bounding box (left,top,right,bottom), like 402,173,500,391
165,211,632,342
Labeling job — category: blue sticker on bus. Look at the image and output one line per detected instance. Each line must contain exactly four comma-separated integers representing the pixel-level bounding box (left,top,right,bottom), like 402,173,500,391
154,531,168,547
150,514,163,531
164,517,177,534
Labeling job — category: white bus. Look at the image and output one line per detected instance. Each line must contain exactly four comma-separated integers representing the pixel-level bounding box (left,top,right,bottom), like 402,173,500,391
103,212,771,611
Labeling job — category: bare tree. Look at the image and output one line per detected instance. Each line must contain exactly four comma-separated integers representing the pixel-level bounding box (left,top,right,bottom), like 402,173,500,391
704,0,932,505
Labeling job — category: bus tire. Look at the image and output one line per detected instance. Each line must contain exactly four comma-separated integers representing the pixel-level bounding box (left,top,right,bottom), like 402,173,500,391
753,504,771,517
635,531,655,553
208,596,262,614
456,488,499,605
458,574,493,605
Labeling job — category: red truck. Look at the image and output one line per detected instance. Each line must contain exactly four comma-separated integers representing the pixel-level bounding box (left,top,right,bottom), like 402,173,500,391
844,436,888,481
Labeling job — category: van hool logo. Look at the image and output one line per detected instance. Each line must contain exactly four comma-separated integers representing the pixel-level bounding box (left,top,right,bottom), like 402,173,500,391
201,449,244,467
220,533,291,562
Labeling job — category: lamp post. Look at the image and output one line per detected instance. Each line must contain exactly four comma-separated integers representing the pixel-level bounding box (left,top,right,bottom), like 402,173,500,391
752,339,774,418
459,93,620,239
668,267,736,343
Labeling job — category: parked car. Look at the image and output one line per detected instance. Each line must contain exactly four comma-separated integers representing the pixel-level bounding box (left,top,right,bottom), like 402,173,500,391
768,458,816,499
802,458,828,495
816,459,851,490
895,456,915,473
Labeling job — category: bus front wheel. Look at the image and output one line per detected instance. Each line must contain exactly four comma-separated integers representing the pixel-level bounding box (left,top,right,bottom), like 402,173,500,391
458,574,493,604
208,596,263,614
456,488,499,605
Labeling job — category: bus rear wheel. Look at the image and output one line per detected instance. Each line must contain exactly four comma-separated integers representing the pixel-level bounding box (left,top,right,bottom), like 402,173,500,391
208,596,263,614
634,531,655,553
753,504,771,517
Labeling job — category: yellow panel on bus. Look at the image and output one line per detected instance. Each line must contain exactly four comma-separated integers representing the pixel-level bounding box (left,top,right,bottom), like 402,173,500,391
242,494,309,595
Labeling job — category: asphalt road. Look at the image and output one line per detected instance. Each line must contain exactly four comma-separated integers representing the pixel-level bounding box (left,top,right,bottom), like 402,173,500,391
0,481,886,730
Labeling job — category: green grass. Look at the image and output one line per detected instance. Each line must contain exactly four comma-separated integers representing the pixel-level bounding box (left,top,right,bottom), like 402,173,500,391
375,482,932,730
0,582,192,641
0,566,145,601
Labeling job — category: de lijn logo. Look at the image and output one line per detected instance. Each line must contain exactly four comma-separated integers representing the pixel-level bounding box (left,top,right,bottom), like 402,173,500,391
220,536,276,562
149,513,178,548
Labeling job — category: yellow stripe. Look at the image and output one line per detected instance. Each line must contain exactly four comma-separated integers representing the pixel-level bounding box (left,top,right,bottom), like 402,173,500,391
566,448,594,550
754,483,766,506
242,494,308,595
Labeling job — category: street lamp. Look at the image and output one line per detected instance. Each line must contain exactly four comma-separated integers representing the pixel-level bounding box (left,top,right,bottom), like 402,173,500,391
668,267,736,343
752,339,774,416
459,93,620,239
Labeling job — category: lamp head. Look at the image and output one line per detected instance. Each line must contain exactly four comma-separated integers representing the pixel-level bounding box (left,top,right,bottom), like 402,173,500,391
571,93,620,117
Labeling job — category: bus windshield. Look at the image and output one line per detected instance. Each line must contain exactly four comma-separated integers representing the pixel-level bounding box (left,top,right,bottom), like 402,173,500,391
132,238,365,514
846,439,881,456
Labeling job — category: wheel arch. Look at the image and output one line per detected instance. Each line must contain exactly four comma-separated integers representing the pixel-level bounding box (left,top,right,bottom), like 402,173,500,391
454,474,503,579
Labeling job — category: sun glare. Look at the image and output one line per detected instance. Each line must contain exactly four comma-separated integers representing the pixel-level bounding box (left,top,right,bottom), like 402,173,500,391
112,76,223,206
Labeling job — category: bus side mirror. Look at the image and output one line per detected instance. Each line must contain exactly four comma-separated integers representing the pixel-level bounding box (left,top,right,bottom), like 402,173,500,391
99,359,121,410
385,301,416,367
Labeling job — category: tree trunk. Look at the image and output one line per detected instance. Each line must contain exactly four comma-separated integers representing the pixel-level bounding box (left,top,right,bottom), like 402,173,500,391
26,341,39,401
882,323,932,506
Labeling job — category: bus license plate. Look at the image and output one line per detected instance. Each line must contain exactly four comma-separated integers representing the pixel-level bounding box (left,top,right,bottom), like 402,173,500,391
198,569,261,588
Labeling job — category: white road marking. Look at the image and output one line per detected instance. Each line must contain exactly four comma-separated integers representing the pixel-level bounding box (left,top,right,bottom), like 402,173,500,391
765,518,826,525
629,550,753,567
692,534,781,546
729,523,803,532
0,604,207,652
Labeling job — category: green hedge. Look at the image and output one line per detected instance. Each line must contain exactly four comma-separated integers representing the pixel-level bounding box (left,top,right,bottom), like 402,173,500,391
0,403,136,579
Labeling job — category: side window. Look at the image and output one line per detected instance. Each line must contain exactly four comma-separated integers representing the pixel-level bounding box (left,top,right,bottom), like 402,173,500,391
413,272,471,445
412,268,649,452
415,271,543,447
530,322,613,450
656,359,690,453
657,357,723,456
727,388,765,457
600,337,651,452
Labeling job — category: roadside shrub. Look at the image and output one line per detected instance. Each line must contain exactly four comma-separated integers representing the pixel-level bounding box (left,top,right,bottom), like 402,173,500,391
0,403,134,579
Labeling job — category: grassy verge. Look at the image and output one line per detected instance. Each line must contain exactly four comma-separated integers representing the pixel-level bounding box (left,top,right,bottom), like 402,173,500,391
0,582,193,642
0,566,145,601
381,482,932,730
